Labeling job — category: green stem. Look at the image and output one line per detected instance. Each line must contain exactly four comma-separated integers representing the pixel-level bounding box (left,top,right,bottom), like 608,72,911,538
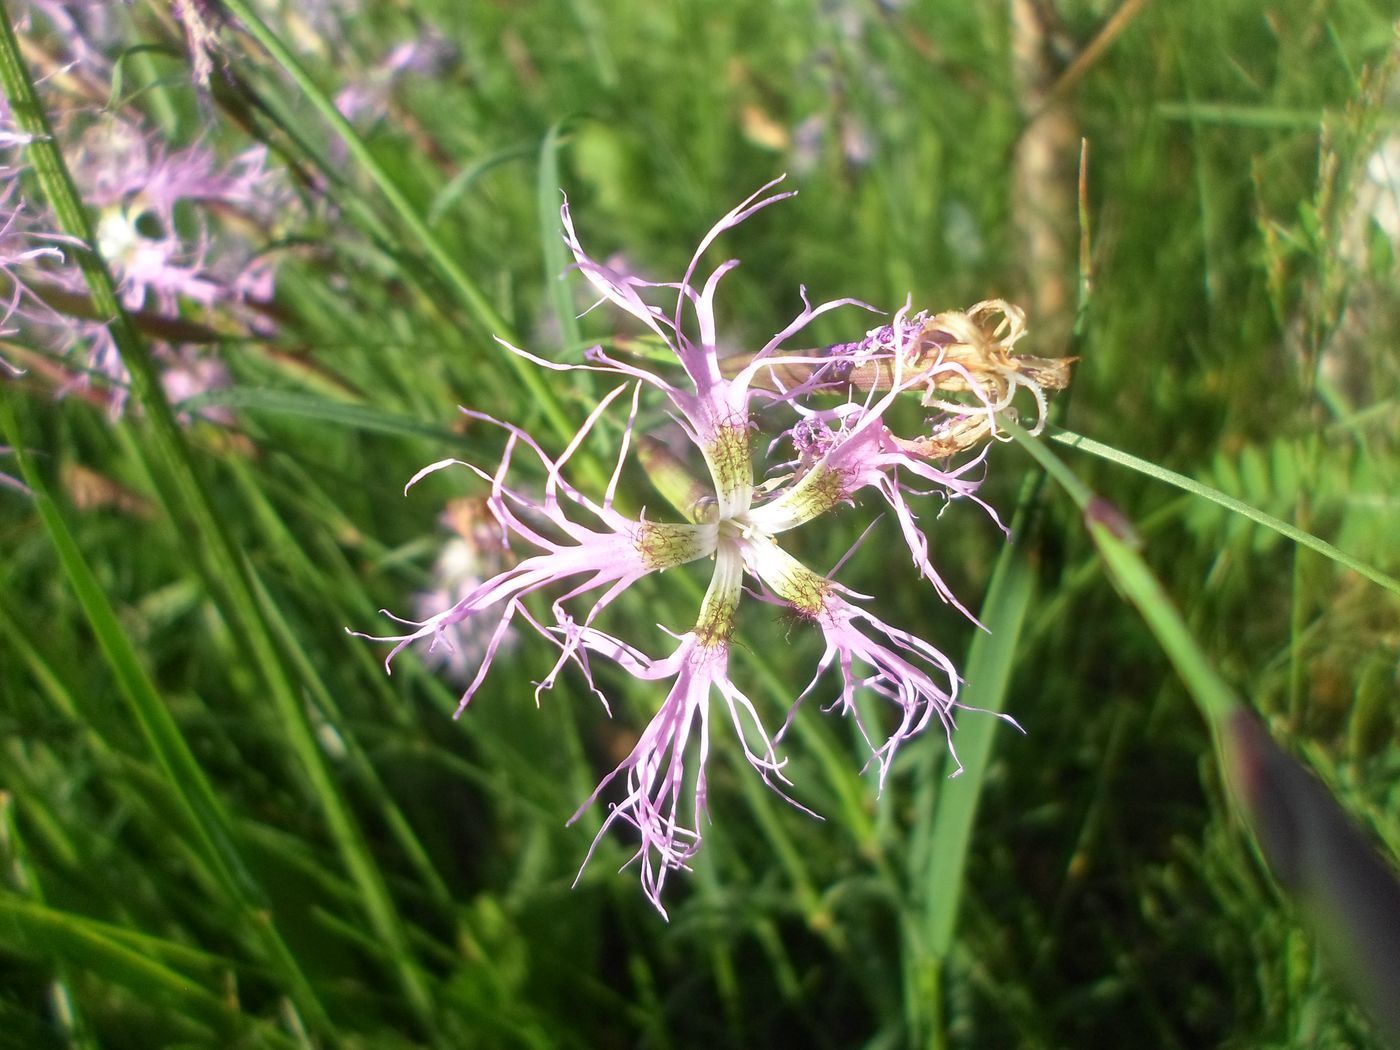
1006,418,1238,731
1048,426,1400,596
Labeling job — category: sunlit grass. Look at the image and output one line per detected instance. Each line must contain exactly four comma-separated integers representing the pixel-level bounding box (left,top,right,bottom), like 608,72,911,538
2,1,1397,1046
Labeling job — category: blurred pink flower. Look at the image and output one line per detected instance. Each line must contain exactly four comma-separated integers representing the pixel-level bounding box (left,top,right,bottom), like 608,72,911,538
411,498,519,684
333,28,457,126
5,110,287,418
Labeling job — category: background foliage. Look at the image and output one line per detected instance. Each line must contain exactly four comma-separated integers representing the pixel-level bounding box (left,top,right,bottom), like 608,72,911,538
2,0,1398,1046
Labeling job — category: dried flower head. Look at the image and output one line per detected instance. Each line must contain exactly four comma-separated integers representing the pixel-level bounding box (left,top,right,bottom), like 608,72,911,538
739,298,1074,459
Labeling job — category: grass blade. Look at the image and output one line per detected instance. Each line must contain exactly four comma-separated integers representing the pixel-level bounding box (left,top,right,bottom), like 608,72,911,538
0,388,332,1032
0,14,427,1032
1050,426,1400,596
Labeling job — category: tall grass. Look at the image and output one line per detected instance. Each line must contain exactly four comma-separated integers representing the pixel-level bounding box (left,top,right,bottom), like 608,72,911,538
1,1,1397,1046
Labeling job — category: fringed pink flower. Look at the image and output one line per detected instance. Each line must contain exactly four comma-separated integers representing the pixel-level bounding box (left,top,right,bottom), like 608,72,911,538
364,178,1027,915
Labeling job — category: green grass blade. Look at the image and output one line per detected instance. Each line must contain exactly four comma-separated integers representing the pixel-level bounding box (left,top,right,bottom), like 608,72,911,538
1154,102,1322,127
0,15,422,1031
1050,426,1400,596
1012,419,1239,729
427,140,536,226
921,551,1034,955
1020,422,1400,1050
180,386,487,446
244,561,455,910
538,122,583,360
897,490,1036,1044
0,795,95,1050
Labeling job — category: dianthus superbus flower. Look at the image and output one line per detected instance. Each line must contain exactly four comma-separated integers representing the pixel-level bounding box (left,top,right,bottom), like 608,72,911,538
363,178,1063,915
